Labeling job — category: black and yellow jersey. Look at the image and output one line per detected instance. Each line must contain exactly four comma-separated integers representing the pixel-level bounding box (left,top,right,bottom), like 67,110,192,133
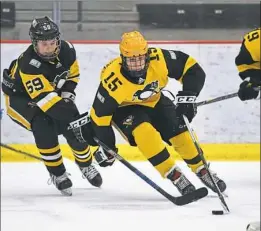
90,47,205,149
7,40,80,122
235,28,260,81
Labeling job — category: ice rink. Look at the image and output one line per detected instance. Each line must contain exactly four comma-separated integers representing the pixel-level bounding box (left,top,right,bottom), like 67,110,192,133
1,160,260,231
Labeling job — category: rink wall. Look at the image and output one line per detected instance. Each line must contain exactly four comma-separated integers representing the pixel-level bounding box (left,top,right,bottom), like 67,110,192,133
1,40,260,162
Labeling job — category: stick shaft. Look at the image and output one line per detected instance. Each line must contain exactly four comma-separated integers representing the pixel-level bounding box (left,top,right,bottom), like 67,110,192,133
1,143,42,161
182,115,230,212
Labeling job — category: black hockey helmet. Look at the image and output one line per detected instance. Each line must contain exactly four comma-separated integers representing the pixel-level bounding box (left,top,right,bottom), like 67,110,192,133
29,16,61,60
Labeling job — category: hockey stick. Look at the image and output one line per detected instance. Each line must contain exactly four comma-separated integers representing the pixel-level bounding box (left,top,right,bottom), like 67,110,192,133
196,86,261,107
0,142,42,161
182,115,230,213
196,92,238,107
94,137,208,206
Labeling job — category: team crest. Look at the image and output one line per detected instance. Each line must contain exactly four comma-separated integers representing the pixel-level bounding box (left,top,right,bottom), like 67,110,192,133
132,80,159,101
122,115,134,128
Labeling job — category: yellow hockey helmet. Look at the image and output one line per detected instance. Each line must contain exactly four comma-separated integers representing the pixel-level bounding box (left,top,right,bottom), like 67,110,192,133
120,31,148,57
119,31,150,84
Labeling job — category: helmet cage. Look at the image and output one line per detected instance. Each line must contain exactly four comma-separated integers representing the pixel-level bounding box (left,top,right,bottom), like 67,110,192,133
121,53,150,84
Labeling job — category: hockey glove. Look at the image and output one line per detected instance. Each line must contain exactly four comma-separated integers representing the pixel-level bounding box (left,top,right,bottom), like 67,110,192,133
2,69,17,95
94,146,117,167
238,77,261,101
68,112,97,146
175,91,197,122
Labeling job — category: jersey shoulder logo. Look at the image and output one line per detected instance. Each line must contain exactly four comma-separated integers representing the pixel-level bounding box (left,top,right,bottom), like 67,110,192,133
29,59,41,68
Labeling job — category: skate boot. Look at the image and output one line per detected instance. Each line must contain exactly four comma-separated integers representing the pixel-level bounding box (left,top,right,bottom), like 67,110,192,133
79,164,103,187
196,165,226,193
166,166,196,195
49,172,72,196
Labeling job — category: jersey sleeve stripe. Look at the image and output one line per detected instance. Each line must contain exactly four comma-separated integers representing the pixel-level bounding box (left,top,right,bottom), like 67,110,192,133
5,95,31,130
36,92,62,112
10,60,18,79
70,60,80,77
90,107,112,126
237,62,260,73
178,56,197,83
67,77,80,83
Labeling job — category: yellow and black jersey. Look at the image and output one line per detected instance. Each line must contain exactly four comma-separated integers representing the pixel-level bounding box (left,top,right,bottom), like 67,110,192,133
90,47,205,148
7,40,80,122
235,28,260,81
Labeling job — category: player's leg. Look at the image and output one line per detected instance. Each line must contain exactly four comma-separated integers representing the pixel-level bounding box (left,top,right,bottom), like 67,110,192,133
112,106,194,195
62,126,102,188
31,113,72,196
154,95,226,193
170,131,226,193
143,96,198,195
5,95,72,195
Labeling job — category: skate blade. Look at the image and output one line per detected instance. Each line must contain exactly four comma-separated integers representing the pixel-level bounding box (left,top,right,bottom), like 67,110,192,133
61,188,72,196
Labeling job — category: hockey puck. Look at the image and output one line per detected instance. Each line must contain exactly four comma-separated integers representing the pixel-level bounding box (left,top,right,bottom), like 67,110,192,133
212,210,224,215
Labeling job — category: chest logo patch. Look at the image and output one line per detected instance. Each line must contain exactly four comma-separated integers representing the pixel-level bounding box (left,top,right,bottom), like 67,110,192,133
132,80,160,101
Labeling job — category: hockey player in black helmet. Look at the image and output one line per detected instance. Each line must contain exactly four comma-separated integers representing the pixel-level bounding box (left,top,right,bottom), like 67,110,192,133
29,16,61,61
1,16,102,196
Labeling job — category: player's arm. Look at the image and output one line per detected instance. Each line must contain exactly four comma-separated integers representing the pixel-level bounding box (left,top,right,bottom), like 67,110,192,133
90,81,123,167
161,49,206,96
235,30,260,81
161,49,206,122
90,82,120,151
235,29,260,101
19,66,79,122
59,41,80,101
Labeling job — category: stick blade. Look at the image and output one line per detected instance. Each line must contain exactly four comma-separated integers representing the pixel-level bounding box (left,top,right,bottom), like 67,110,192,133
171,187,208,206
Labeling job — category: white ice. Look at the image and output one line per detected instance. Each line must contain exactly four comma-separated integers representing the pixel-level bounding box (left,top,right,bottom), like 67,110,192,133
1,160,260,231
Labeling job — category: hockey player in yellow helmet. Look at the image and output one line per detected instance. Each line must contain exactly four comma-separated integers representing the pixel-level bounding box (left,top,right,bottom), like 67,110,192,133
119,31,150,83
73,31,227,197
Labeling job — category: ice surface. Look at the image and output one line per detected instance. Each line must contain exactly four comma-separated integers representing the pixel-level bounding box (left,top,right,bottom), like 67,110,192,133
1,161,260,231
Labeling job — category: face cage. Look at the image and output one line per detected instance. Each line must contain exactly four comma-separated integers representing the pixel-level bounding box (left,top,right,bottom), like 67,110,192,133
32,36,61,61
122,54,150,81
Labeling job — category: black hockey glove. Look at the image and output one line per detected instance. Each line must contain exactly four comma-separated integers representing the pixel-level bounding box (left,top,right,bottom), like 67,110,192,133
175,91,197,123
238,77,261,101
67,112,97,146
2,69,17,95
94,146,117,167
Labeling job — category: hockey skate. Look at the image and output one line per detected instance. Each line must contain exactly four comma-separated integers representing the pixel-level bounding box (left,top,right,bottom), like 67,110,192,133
48,172,72,196
196,165,227,193
78,164,103,187
166,166,196,195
